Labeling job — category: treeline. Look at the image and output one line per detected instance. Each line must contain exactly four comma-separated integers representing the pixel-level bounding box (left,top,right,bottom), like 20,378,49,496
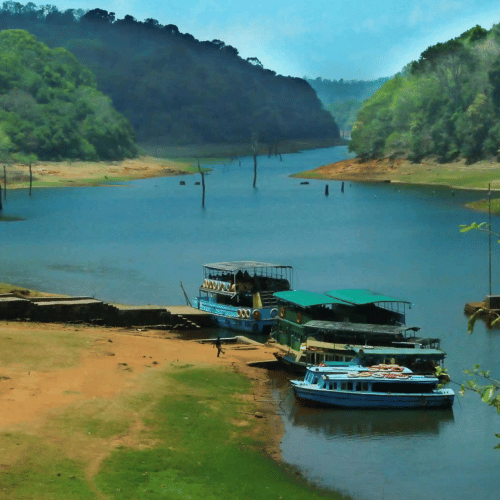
349,24,500,163
306,77,389,138
0,29,137,161
0,2,339,149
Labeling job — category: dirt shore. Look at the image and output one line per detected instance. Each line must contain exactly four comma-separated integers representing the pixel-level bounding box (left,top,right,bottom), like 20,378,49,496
2,156,194,189
0,321,284,461
295,156,500,191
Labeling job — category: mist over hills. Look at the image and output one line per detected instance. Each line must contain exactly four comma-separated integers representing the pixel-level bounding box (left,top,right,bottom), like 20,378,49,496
306,76,390,138
0,3,340,157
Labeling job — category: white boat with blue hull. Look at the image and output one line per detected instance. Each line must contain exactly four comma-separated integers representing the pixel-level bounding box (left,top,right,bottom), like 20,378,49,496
291,365,454,409
192,261,293,335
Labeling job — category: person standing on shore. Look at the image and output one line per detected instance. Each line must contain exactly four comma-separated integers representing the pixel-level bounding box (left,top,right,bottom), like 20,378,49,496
214,336,224,357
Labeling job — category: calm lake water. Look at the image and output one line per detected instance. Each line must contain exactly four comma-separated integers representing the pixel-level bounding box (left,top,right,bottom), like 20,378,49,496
1,146,500,499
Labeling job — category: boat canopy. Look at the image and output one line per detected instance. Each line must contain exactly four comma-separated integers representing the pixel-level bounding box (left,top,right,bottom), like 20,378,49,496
325,289,411,306
348,346,445,359
203,261,292,272
304,320,405,336
274,290,348,308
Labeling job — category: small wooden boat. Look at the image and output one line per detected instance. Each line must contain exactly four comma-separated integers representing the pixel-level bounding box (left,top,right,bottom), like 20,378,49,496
291,364,454,409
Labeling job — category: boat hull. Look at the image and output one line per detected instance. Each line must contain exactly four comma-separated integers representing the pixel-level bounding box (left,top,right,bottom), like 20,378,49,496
291,382,455,409
192,297,275,335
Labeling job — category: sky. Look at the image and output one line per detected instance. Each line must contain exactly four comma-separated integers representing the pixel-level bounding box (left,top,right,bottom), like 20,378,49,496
51,0,500,81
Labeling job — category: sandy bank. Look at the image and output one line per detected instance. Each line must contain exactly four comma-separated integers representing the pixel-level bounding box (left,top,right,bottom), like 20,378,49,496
2,156,194,190
295,156,500,191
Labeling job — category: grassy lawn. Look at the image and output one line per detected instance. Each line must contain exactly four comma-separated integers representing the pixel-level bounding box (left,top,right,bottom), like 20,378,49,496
0,330,350,500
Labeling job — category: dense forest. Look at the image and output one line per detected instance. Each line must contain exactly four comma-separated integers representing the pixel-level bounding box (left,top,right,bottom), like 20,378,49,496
0,29,137,161
306,77,389,138
349,24,500,163
0,2,339,151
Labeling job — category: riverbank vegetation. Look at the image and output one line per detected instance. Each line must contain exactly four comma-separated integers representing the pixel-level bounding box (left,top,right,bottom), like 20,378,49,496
0,29,137,162
349,24,500,165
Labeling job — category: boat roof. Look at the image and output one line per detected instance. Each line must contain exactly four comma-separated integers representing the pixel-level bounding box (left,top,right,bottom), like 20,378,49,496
304,320,405,336
203,261,292,272
274,290,348,307
349,346,446,358
325,289,411,306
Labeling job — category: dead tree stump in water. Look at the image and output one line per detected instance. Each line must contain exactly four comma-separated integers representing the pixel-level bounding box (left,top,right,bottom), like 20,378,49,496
198,161,205,207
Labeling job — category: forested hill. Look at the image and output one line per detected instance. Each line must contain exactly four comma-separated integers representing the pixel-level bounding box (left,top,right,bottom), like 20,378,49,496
0,29,137,161
306,76,390,138
0,3,339,147
349,24,500,163
305,77,390,104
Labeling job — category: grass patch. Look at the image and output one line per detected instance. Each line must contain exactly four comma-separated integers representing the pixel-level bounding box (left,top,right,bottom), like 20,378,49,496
465,198,500,214
0,328,93,370
401,167,500,189
0,283,46,296
0,433,96,500
96,366,348,500
0,215,25,222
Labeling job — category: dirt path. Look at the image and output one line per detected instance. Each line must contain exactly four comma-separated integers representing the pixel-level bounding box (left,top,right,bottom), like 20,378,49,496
0,322,284,460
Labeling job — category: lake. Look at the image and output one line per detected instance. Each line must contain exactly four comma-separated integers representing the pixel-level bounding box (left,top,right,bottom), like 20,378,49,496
1,146,499,500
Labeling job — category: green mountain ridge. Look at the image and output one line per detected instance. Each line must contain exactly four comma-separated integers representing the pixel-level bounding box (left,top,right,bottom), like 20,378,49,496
0,3,340,158
349,24,500,164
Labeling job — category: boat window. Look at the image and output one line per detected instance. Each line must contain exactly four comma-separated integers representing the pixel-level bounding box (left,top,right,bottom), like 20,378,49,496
357,382,369,391
341,382,348,391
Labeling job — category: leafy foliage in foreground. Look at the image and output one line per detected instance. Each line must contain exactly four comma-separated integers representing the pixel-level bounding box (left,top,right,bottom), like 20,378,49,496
461,365,500,449
0,29,137,161
350,24,500,164
0,4,339,147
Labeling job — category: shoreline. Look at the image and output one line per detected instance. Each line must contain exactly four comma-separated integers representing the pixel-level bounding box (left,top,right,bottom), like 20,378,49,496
1,156,196,191
293,156,500,193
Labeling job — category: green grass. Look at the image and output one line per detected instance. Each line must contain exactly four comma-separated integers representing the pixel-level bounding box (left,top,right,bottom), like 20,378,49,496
0,328,92,370
96,367,349,500
0,433,96,500
465,198,500,214
0,341,350,499
402,168,500,189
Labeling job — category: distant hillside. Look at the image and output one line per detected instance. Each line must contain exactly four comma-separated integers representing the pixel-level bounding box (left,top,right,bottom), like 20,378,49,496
0,29,137,162
349,24,500,164
0,4,340,148
306,77,389,138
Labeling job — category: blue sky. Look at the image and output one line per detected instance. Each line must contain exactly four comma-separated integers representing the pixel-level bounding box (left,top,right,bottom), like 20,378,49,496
53,1,500,80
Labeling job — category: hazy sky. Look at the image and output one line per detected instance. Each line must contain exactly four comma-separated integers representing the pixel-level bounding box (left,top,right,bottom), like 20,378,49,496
52,1,500,80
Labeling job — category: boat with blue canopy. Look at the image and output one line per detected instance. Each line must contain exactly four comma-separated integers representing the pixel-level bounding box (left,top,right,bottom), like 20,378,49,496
291,364,454,409
192,261,293,334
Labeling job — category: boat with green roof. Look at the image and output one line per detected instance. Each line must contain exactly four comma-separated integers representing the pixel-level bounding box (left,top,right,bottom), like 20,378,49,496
271,289,445,373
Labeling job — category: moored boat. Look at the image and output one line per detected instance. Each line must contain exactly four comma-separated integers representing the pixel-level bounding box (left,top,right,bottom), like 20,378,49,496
291,364,454,409
192,261,293,334
272,289,411,351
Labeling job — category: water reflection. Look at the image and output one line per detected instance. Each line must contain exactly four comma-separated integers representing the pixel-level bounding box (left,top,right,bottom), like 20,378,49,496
288,404,455,439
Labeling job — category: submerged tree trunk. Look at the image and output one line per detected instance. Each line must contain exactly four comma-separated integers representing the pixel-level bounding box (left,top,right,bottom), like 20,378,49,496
198,161,205,207
253,154,257,188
